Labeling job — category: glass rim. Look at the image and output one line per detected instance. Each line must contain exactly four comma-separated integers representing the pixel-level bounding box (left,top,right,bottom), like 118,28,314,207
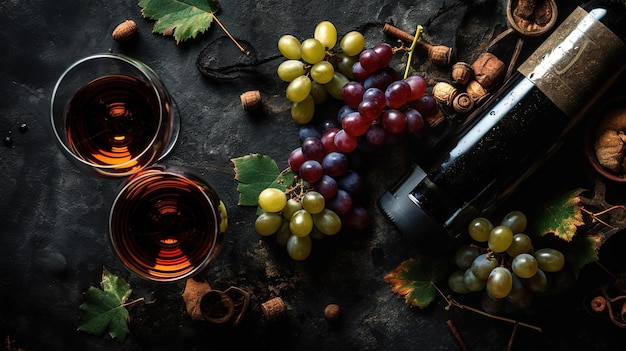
50,53,169,176
109,165,222,282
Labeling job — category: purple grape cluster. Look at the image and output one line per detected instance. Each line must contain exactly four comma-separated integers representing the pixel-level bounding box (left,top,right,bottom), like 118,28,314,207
338,42,440,150
288,126,370,231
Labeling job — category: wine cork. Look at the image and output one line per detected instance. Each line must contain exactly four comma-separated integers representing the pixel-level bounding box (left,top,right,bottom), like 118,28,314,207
240,90,262,111
261,297,286,322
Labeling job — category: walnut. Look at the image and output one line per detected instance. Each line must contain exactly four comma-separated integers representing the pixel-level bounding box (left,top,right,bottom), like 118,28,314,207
595,129,626,173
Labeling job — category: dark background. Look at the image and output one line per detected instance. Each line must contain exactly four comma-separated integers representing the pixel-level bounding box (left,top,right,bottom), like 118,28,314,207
1,0,625,350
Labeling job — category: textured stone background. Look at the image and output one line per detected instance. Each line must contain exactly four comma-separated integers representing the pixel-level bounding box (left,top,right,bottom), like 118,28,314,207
1,0,625,350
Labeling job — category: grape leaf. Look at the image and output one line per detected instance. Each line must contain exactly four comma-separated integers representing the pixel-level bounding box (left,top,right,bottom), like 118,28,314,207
566,234,599,278
532,188,585,242
78,268,132,341
384,256,449,309
139,0,221,44
231,154,295,206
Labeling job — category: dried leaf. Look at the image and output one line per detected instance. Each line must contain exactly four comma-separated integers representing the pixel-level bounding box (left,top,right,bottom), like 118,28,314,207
78,268,132,341
384,256,449,309
182,278,212,321
139,0,221,44
533,188,585,241
231,154,295,206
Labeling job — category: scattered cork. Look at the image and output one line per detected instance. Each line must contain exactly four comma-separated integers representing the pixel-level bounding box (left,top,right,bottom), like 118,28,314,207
324,303,341,321
240,90,262,111
261,297,286,322
112,20,137,42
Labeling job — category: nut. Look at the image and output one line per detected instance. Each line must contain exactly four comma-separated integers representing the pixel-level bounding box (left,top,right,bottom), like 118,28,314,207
112,20,137,42
324,303,341,321
240,90,262,111
261,297,286,322
451,62,473,85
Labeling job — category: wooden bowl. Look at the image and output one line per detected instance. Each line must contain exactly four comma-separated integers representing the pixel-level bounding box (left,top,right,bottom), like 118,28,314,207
585,96,626,183
506,0,558,38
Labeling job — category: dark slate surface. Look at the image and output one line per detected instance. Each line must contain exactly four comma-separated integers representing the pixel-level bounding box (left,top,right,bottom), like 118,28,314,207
1,0,625,350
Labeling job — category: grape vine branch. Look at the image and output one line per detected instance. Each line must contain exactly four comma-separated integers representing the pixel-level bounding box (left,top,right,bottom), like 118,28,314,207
432,282,543,332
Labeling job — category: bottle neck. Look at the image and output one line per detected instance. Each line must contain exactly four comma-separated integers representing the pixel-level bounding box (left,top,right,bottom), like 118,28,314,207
581,0,626,42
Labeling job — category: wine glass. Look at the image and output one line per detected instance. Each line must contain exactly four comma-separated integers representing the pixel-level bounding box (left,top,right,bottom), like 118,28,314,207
109,164,228,282
50,53,180,177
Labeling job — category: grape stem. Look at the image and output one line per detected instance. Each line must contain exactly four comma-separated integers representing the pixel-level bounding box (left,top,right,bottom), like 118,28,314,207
121,297,145,308
403,25,423,79
432,282,543,332
212,14,251,56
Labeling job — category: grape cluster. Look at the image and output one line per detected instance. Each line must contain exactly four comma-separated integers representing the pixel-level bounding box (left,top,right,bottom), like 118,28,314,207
447,210,566,314
336,45,441,150
277,21,365,124
255,188,342,261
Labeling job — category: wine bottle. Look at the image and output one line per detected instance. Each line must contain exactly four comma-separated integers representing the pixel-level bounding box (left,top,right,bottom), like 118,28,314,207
378,0,626,249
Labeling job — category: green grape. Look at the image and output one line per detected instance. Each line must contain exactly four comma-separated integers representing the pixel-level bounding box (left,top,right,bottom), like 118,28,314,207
534,248,565,272
310,226,326,240
468,217,493,242
487,267,513,299
506,233,532,257
275,220,291,247
310,61,335,84
290,209,313,237
277,59,307,82
463,268,486,292
287,234,312,261
454,245,480,270
511,253,538,278
506,273,525,303
500,210,527,234
310,81,328,104
448,270,471,294
300,38,326,64
302,191,325,214
524,268,548,293
312,208,341,235
255,211,283,236
286,75,312,103
339,31,365,56
324,72,350,100
291,94,315,124
482,292,503,314
258,187,287,213
314,21,337,49
278,34,301,59
471,253,499,280
282,198,303,220
337,54,358,79
488,225,514,253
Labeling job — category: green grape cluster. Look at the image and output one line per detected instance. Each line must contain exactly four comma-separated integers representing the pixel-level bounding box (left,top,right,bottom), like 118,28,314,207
447,210,566,314
255,187,342,261
277,20,365,124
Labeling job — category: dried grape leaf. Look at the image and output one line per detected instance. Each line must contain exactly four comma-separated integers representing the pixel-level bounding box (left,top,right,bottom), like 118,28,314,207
231,154,295,206
384,256,449,309
78,268,132,341
182,278,212,321
139,0,221,44
533,188,585,242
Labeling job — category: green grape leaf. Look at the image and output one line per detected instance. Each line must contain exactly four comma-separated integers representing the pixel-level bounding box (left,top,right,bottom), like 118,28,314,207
231,154,295,206
532,188,585,242
78,268,132,341
139,0,221,44
384,256,449,309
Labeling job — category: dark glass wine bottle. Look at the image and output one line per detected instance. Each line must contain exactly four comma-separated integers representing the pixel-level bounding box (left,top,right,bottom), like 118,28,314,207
378,0,626,249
